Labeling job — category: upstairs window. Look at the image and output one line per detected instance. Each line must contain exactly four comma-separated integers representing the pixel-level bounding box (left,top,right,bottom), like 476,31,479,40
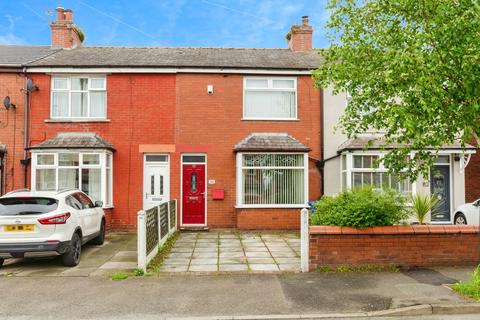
51,76,107,119
243,77,297,120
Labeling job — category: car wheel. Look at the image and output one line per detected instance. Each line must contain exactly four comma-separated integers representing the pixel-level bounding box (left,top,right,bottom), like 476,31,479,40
90,220,106,245
0,258,4,268
62,233,82,267
454,213,467,225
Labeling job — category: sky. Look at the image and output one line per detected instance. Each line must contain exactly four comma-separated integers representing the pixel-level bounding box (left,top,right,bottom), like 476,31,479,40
0,0,331,48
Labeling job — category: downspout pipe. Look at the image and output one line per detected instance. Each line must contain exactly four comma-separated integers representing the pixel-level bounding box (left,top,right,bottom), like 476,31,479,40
22,67,28,188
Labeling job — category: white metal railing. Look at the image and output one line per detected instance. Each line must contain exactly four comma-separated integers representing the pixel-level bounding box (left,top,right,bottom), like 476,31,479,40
300,208,309,272
137,199,177,272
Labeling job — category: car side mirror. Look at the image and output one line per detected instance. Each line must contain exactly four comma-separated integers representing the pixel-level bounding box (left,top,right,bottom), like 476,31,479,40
94,200,103,208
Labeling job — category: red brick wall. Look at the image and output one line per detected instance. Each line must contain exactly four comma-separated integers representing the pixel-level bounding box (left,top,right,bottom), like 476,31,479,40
176,73,321,229
28,73,176,231
0,72,27,193
465,151,480,203
23,72,321,231
236,208,300,230
309,225,480,270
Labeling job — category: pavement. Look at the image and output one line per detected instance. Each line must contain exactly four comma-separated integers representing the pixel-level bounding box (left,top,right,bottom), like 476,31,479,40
0,233,137,277
162,231,300,273
0,266,478,319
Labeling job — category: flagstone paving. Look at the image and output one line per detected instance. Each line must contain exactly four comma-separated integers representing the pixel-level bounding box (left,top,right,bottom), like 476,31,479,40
161,231,300,273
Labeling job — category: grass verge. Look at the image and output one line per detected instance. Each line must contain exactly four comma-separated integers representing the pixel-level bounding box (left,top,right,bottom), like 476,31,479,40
451,265,480,301
147,231,180,273
316,264,399,273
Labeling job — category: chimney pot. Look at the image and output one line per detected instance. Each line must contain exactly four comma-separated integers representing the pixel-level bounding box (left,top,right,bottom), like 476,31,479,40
288,16,313,52
302,16,309,25
64,9,73,21
51,7,83,49
56,6,65,21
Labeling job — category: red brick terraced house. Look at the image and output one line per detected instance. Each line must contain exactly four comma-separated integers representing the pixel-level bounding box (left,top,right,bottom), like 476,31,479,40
0,8,322,231
4,8,477,231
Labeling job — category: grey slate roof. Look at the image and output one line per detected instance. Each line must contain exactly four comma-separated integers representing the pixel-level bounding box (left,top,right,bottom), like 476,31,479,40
0,45,60,67
26,46,322,70
234,133,310,152
338,136,476,152
29,132,115,151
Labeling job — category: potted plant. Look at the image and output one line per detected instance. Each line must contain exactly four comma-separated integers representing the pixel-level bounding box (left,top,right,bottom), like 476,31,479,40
409,193,441,224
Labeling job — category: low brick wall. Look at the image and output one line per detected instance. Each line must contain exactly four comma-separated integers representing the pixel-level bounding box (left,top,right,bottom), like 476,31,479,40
236,208,300,230
309,225,480,270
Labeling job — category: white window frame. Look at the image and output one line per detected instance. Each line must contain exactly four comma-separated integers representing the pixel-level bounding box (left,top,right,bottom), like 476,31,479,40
50,75,107,120
31,150,113,208
236,152,308,208
340,151,414,195
243,77,298,120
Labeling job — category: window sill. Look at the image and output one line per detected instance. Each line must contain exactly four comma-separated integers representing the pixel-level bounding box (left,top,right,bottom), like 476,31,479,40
45,119,111,123
241,118,299,122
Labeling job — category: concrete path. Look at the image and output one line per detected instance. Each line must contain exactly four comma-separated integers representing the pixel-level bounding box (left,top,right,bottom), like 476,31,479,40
0,266,476,319
0,233,137,277
162,231,300,273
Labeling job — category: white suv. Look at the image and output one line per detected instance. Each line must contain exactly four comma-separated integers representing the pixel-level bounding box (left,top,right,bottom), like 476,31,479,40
0,189,106,267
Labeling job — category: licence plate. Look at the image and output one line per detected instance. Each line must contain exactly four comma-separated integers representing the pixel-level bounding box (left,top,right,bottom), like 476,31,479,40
3,225,35,232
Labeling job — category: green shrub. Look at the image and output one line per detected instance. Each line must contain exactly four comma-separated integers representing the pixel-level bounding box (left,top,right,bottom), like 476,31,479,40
310,187,408,228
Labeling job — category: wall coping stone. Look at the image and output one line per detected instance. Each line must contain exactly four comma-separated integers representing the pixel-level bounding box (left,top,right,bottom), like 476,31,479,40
309,225,480,235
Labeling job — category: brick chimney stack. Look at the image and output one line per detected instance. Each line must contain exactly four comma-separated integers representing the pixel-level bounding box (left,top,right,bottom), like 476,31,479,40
288,16,313,52
50,7,83,49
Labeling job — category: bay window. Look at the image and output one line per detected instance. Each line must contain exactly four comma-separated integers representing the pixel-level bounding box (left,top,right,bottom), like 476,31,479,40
243,77,297,120
51,76,107,119
32,151,113,207
341,153,411,196
236,153,308,207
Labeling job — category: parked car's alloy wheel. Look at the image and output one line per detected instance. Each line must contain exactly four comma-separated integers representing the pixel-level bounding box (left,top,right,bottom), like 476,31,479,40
62,233,82,267
454,213,467,225
90,220,106,246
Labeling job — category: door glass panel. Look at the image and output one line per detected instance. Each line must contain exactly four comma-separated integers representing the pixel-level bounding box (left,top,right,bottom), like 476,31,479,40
191,173,198,192
183,155,205,163
150,175,155,195
146,155,168,162
160,175,164,195
434,155,450,164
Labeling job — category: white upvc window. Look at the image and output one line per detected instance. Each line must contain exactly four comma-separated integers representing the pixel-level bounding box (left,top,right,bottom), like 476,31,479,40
243,77,297,120
32,151,113,207
341,152,411,196
236,153,308,208
51,76,107,119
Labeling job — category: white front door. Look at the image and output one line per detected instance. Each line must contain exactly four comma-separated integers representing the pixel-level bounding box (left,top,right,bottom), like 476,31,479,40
143,154,170,210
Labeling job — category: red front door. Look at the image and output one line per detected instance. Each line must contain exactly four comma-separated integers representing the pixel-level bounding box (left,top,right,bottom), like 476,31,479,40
182,164,206,225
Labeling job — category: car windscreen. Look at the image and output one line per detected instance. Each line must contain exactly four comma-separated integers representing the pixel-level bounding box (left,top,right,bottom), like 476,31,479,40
0,197,58,216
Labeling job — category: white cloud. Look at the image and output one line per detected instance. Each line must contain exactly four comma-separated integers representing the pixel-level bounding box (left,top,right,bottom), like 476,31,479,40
0,33,26,45
5,14,21,30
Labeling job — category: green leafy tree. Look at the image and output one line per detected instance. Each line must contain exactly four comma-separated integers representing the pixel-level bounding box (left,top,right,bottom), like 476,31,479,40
313,0,480,179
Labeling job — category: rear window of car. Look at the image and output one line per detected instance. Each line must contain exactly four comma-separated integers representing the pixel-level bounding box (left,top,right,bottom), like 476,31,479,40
0,197,58,216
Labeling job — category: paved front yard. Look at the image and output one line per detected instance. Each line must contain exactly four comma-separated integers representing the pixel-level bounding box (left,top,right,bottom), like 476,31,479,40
161,231,300,273
0,233,136,277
